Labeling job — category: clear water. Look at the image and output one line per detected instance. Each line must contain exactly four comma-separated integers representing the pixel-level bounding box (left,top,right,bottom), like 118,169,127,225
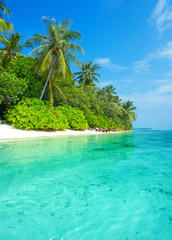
0,130,172,240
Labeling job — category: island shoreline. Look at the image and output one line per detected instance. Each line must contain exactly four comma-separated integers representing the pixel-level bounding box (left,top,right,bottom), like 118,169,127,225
0,124,132,141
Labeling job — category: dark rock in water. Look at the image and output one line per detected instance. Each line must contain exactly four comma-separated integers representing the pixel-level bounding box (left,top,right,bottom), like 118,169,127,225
65,201,71,208
122,144,134,148
159,207,166,211
17,211,24,216
94,147,106,151
17,218,23,223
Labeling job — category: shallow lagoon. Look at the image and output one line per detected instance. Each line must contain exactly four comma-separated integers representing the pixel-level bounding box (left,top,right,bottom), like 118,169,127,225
0,130,172,240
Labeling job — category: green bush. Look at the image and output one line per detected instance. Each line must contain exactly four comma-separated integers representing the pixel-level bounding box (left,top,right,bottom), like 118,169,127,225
6,98,69,130
0,72,28,107
6,57,42,99
84,110,100,128
84,110,118,129
56,105,88,130
0,57,42,118
6,98,89,131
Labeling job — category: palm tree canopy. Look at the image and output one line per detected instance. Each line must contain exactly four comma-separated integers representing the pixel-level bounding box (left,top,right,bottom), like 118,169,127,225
102,85,117,95
122,100,136,122
74,60,101,86
25,17,85,104
0,32,32,67
27,17,84,77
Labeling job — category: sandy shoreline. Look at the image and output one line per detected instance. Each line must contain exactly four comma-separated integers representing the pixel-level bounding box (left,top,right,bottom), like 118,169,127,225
0,124,130,141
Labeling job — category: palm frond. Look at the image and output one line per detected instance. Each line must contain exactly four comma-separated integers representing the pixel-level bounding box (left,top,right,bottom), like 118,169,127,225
67,42,85,55
0,33,9,44
59,48,66,77
65,49,80,64
26,34,49,47
63,30,82,41
0,0,11,17
0,18,13,33
29,44,49,56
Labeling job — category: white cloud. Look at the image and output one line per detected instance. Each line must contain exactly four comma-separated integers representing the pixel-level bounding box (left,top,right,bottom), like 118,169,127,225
150,0,172,33
157,41,172,59
155,82,172,93
96,57,152,74
121,81,172,109
95,40,172,75
95,58,129,71
95,58,110,65
132,40,172,72
132,59,152,73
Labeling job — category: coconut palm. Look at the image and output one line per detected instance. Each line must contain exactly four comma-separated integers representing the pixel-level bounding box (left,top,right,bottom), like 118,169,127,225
0,0,13,33
74,60,100,88
102,85,116,95
0,32,32,68
122,100,136,122
26,17,84,105
103,85,123,112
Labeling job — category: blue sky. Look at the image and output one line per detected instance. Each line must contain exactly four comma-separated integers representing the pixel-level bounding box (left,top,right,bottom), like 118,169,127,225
6,0,172,129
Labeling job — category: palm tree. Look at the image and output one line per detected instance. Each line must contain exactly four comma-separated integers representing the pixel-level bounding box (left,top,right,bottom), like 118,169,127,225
122,100,136,122
27,17,84,105
0,32,32,68
102,85,116,95
0,0,13,33
97,85,123,118
74,60,100,88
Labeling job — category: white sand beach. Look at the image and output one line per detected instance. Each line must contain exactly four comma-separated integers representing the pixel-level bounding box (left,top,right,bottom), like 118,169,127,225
0,124,130,140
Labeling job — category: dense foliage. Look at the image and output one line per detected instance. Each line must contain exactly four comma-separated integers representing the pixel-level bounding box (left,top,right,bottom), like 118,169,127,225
6,57,42,98
0,7,136,131
0,71,27,107
56,105,88,130
0,57,41,116
6,98,88,130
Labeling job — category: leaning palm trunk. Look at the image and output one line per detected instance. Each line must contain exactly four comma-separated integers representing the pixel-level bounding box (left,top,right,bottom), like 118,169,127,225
40,64,54,101
49,78,53,105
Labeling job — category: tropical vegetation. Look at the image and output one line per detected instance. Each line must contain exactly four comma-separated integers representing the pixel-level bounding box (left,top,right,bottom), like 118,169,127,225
74,60,100,88
0,3,136,131
26,17,84,105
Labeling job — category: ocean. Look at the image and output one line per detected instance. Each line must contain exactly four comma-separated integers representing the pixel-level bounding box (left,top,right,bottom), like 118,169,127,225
0,130,172,239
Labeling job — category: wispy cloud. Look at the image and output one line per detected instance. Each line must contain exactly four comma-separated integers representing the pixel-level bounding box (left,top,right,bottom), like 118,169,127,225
150,0,172,33
132,59,152,73
95,58,129,71
130,40,172,72
95,57,152,74
157,41,172,59
155,81,172,93
121,81,172,109
96,40,172,74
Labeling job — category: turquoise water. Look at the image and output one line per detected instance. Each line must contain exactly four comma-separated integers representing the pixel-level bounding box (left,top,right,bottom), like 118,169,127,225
0,130,172,240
